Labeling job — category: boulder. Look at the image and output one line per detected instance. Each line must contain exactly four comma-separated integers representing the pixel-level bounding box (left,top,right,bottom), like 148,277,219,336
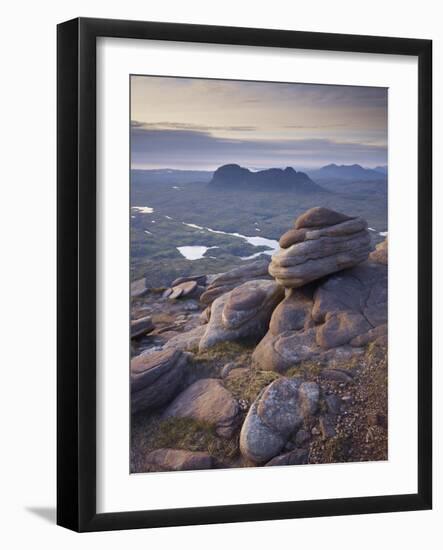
163,325,206,351
131,315,154,338
239,378,319,463
200,285,232,306
162,378,240,438
200,259,272,305
253,261,387,372
173,280,198,297
199,279,284,351
144,449,213,471
131,349,188,413
269,209,371,288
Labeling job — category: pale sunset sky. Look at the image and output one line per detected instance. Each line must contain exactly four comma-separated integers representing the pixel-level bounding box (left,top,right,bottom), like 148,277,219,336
131,76,387,171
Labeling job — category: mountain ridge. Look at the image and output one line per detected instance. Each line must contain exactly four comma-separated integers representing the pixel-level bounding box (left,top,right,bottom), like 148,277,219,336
209,164,326,193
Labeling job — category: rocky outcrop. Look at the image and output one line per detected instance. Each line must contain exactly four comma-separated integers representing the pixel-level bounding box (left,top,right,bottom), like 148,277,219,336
131,315,154,339
199,279,284,351
144,449,213,471
200,258,272,305
269,208,371,288
239,378,319,463
162,378,240,438
131,349,189,413
253,261,387,372
163,325,206,351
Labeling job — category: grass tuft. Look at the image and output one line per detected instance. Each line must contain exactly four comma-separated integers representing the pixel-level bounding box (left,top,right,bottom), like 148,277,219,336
224,369,280,404
131,415,239,470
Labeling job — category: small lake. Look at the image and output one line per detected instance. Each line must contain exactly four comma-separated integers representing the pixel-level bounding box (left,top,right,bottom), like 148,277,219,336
177,245,219,260
132,206,154,214
183,222,279,260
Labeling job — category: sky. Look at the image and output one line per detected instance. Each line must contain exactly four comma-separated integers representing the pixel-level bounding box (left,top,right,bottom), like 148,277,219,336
131,76,387,171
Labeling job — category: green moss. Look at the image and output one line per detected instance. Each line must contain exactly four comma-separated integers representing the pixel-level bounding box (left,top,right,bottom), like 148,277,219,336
224,369,280,404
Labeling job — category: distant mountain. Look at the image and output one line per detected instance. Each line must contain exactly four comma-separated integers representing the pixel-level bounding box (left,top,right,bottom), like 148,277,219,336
307,163,387,182
374,165,388,176
209,164,325,192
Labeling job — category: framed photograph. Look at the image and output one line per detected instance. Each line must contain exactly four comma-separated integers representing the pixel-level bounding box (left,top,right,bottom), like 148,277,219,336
57,17,432,532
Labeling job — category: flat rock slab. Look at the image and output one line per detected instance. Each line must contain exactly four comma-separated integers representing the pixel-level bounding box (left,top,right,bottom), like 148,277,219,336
131,315,154,339
130,348,188,413
171,274,207,287
162,378,240,438
145,449,213,471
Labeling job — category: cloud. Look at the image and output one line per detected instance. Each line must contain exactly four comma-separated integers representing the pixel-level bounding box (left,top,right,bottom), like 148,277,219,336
131,120,257,132
131,127,387,170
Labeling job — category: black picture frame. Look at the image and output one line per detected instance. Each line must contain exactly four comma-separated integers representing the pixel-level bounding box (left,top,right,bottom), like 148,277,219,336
57,17,432,532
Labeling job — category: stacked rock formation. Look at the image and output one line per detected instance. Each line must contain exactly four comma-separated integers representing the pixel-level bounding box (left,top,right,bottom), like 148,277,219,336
269,207,371,287
253,208,387,372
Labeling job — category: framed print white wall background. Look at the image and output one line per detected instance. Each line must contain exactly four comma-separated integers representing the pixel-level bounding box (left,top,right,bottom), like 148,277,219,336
57,18,432,532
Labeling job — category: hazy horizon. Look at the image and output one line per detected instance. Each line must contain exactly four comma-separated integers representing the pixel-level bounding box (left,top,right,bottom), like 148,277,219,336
131,76,387,171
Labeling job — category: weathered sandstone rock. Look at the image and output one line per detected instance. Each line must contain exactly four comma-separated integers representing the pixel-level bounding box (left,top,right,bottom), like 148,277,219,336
162,378,240,438
199,279,284,351
294,207,352,229
269,208,371,288
164,325,206,351
131,315,154,338
253,262,387,372
200,259,272,305
144,449,213,471
131,349,188,413
239,378,319,463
